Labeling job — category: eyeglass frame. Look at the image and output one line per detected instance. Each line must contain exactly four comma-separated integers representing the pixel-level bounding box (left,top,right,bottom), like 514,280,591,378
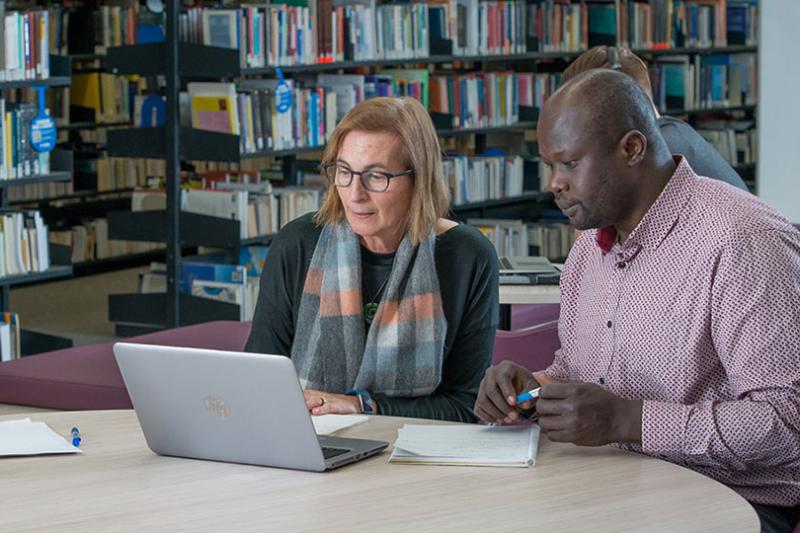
320,163,414,193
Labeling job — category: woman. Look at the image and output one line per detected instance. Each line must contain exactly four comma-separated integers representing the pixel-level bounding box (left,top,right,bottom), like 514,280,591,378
245,96,498,422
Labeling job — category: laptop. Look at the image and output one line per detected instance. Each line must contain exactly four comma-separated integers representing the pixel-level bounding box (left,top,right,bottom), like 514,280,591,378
498,256,561,285
113,343,389,472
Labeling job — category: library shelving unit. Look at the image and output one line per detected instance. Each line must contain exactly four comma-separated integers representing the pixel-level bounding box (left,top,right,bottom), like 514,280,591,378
93,2,559,334
1,55,75,355
79,0,756,333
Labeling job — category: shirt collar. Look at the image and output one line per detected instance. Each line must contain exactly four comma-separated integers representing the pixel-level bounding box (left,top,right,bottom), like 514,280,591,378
595,156,696,253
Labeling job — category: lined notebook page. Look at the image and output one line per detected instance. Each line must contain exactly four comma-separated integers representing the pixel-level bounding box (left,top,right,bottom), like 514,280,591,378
390,424,540,467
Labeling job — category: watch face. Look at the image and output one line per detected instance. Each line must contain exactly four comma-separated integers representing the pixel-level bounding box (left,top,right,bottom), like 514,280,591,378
360,392,374,414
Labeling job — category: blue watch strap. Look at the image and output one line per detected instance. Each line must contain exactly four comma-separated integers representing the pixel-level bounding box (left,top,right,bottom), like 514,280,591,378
346,389,375,415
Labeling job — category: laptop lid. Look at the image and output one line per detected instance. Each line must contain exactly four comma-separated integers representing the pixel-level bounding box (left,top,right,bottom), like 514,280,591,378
113,343,387,472
498,256,559,274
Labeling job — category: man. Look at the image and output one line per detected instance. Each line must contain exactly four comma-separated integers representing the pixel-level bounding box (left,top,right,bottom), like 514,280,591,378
562,45,749,191
474,70,800,533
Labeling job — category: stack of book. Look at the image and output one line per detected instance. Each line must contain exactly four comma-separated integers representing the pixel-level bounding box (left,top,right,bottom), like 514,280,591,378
0,312,20,362
96,156,161,192
469,218,528,257
45,3,139,55
528,221,577,261
516,72,562,110
1,100,51,179
444,154,524,206
649,53,757,112
0,6,50,82
176,0,596,67
0,209,50,276
187,81,337,153
132,182,320,241
696,119,757,167
527,0,588,52
3,179,72,204
70,73,136,125
430,71,519,129
140,246,269,322
48,218,163,264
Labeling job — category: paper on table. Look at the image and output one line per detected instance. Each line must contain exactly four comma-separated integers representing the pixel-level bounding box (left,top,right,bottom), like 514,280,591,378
0,418,82,456
311,414,368,436
390,424,539,467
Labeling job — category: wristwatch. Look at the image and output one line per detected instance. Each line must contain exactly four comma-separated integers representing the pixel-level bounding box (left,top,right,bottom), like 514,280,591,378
347,389,375,415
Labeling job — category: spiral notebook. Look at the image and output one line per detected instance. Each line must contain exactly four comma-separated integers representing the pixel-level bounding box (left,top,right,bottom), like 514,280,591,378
390,424,540,468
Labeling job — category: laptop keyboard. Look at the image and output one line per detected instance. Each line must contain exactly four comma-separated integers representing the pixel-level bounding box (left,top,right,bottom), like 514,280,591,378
322,447,350,460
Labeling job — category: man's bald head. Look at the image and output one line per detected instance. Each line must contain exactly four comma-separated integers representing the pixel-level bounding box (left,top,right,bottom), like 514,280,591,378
541,69,661,152
538,69,675,233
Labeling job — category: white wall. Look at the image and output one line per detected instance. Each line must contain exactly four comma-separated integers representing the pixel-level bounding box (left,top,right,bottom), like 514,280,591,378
758,0,800,223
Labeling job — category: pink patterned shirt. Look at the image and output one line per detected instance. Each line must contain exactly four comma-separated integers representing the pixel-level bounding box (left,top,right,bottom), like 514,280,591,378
543,157,800,506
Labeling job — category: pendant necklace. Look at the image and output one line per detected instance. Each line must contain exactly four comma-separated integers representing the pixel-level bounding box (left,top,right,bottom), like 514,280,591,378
364,274,391,324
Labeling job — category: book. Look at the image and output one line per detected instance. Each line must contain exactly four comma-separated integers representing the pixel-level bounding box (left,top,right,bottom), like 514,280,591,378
187,82,240,135
0,312,20,362
181,189,249,238
239,246,269,277
181,261,246,294
390,424,540,468
201,9,238,49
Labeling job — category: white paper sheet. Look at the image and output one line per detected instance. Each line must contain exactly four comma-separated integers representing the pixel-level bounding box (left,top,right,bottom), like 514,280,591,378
391,424,539,467
0,418,82,456
311,414,368,435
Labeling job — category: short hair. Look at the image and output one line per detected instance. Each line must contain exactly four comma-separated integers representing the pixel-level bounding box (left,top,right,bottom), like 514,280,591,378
314,97,450,244
553,69,661,149
562,45,654,100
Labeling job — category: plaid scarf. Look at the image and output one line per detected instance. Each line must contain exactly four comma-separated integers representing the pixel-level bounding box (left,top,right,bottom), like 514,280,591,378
291,222,446,397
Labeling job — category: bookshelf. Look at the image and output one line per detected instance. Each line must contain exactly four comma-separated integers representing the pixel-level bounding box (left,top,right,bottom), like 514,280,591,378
0,48,75,355
105,0,759,333
0,1,757,336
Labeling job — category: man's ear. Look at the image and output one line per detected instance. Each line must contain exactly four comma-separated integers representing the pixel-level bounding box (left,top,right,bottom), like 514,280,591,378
619,130,647,166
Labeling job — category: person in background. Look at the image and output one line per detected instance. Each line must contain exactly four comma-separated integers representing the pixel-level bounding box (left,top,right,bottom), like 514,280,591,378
474,70,800,533
246,96,498,423
562,45,749,191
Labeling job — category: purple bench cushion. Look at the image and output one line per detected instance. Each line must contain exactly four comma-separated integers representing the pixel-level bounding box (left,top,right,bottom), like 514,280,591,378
511,304,560,331
0,321,252,410
492,321,560,372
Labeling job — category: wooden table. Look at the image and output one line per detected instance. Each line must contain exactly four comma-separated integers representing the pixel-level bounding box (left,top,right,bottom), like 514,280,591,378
0,410,759,532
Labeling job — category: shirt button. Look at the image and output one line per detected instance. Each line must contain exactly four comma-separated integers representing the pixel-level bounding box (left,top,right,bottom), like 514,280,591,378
599,377,605,385
617,262,626,269
606,320,612,328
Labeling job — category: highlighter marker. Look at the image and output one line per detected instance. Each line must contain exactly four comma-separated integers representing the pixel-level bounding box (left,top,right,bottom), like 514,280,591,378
515,387,541,404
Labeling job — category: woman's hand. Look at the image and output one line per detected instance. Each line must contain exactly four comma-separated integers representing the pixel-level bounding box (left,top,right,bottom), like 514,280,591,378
303,389,362,415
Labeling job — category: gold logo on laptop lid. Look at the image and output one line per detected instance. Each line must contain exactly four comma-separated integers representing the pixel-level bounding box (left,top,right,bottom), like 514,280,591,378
203,396,231,417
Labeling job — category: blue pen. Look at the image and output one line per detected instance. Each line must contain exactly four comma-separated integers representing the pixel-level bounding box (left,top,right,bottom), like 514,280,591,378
515,387,541,404
70,426,81,447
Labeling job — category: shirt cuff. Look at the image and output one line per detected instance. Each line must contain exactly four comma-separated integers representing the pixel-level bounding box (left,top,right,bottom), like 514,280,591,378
641,400,691,454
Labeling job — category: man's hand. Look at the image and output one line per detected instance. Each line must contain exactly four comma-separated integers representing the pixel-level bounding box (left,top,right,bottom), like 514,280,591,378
474,361,540,424
536,382,643,446
303,389,362,415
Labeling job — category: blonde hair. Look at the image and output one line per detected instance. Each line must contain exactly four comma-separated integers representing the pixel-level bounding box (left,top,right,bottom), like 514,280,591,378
563,45,654,100
313,97,451,244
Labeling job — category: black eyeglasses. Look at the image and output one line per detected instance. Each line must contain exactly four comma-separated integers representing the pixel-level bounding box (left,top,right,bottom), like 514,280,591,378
320,163,413,193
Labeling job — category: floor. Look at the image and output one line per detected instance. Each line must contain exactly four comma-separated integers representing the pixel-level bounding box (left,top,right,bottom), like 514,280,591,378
9,267,143,347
